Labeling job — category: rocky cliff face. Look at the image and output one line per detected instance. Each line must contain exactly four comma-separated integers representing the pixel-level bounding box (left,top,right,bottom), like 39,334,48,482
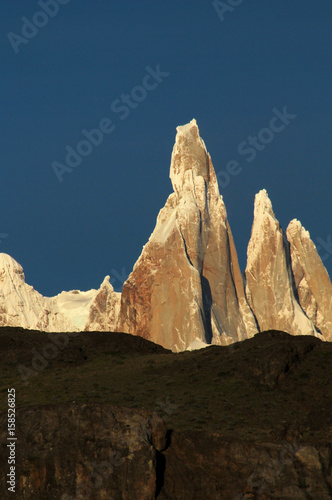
117,119,257,351
162,431,332,500
0,403,168,500
0,253,120,333
245,190,323,339
287,219,332,341
1,402,331,499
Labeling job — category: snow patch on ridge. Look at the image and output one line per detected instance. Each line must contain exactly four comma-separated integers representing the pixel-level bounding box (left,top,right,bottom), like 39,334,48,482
50,288,99,330
0,253,118,332
149,209,177,244
186,338,210,351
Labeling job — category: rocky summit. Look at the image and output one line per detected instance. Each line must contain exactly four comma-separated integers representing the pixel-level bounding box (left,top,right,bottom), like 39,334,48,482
117,119,257,350
245,190,322,339
0,119,331,351
287,219,332,341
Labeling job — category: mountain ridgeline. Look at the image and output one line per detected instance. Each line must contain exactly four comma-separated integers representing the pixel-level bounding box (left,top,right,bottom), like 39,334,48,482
1,119,331,351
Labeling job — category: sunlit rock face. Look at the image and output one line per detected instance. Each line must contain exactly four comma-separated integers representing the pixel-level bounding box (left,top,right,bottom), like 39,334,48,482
245,190,322,340
0,252,73,332
0,253,120,333
84,276,121,332
287,219,332,341
1,120,332,352
117,119,258,351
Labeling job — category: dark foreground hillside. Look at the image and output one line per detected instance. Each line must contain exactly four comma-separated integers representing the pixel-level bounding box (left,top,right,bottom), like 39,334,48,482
0,327,332,498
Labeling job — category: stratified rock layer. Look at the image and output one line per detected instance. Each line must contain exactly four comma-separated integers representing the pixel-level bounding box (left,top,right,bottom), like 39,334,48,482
245,190,322,339
287,219,332,341
118,119,257,351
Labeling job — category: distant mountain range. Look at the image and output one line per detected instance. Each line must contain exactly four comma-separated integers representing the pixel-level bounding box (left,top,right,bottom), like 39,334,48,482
1,119,331,350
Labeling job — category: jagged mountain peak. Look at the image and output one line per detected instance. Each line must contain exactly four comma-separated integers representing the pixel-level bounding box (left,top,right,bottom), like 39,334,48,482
0,253,25,280
245,191,323,339
287,218,311,241
254,188,273,211
170,119,219,204
176,117,198,133
0,121,331,350
246,189,281,269
286,218,332,341
118,119,257,350
100,275,113,289
252,189,279,225
0,252,17,264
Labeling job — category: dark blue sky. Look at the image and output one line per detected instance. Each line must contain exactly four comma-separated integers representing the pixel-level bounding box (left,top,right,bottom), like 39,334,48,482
1,1,331,296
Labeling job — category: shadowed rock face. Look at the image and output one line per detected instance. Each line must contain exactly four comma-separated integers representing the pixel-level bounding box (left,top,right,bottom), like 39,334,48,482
117,119,257,351
0,404,167,500
1,402,331,500
287,219,332,341
161,432,332,500
245,190,323,340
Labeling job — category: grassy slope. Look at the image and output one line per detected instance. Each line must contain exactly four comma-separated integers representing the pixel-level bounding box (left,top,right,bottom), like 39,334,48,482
1,327,332,443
